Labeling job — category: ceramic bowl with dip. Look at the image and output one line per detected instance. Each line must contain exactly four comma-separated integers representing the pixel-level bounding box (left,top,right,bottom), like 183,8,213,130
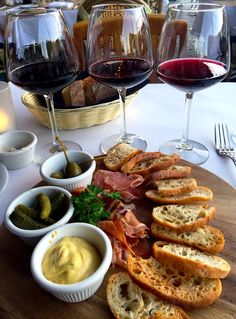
30,222,112,302
40,150,96,192
4,186,73,246
0,130,37,169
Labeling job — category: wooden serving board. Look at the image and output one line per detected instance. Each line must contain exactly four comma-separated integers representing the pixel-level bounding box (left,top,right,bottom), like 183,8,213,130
0,160,235,319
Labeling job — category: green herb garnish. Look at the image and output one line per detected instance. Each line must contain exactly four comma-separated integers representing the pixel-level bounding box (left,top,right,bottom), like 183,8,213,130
71,185,121,225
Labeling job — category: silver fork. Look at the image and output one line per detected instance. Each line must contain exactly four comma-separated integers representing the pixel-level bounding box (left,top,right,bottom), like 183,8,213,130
214,123,236,166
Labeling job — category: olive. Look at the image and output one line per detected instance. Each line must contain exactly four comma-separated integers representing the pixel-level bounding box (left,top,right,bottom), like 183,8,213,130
50,171,65,179
65,161,82,178
55,136,82,178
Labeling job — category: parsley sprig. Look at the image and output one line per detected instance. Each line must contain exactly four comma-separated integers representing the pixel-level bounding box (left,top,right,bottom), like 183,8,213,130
71,185,121,225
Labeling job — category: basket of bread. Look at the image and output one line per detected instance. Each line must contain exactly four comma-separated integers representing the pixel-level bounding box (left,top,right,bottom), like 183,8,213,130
80,143,231,318
21,74,139,130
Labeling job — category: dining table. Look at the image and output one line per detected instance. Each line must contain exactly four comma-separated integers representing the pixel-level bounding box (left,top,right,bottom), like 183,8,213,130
0,81,236,225
0,81,236,319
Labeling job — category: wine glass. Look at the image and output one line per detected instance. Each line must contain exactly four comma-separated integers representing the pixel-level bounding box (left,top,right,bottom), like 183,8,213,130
86,4,153,154
4,8,82,164
157,3,230,164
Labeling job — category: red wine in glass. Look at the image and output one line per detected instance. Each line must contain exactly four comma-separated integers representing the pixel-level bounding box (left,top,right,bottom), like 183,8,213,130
158,58,228,92
9,61,77,95
157,3,230,165
87,4,154,154
89,58,153,90
5,8,81,164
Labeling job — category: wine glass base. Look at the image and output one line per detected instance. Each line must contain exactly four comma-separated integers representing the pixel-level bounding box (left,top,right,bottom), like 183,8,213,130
34,140,82,165
159,139,209,165
100,133,147,154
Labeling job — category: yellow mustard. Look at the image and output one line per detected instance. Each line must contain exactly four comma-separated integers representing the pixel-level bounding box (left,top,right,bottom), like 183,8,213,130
42,236,101,284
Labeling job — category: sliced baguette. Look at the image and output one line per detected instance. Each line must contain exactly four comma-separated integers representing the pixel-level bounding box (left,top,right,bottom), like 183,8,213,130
144,165,192,186
103,143,142,171
127,254,222,309
152,204,216,232
146,186,213,204
152,241,231,278
107,272,190,319
121,152,180,176
154,178,197,196
151,223,225,254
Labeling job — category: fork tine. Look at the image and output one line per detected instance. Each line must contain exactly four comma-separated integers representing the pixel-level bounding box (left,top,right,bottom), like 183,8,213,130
215,123,234,152
214,123,221,150
221,124,227,149
225,124,233,150
221,123,233,151
215,123,236,166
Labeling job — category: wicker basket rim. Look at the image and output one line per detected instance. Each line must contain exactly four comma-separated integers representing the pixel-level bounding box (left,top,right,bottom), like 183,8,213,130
21,91,138,113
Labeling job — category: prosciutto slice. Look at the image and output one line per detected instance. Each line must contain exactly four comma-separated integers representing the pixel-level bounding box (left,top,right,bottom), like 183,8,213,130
93,169,144,200
99,205,150,268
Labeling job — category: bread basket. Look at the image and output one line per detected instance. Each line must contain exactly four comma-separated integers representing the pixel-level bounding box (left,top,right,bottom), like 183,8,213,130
21,91,138,130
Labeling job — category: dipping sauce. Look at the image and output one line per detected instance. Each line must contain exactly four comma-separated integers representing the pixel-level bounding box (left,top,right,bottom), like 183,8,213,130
42,236,101,284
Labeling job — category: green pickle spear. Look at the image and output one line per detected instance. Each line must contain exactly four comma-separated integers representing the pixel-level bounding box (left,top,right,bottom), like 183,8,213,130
10,210,46,230
37,193,52,220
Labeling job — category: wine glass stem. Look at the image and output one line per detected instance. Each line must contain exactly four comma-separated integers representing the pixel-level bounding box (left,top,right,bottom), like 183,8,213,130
118,88,130,143
178,92,194,151
44,94,61,153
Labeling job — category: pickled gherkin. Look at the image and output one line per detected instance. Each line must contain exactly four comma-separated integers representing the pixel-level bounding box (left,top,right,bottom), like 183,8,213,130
14,204,39,219
10,210,46,230
10,190,68,230
51,191,66,216
37,193,52,220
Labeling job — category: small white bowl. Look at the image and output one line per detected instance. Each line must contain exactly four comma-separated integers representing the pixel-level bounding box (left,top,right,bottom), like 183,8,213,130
40,150,96,192
4,186,73,246
0,130,37,169
30,222,112,302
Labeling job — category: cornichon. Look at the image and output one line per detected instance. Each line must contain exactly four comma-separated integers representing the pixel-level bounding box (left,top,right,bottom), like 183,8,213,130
10,210,46,230
14,204,39,219
51,191,66,217
37,193,52,220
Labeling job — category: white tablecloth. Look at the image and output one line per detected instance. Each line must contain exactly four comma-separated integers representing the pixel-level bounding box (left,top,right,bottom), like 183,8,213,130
0,82,235,224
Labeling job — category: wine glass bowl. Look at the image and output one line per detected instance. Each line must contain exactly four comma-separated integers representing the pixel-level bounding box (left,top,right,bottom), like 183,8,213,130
4,8,82,164
87,4,154,154
157,3,230,164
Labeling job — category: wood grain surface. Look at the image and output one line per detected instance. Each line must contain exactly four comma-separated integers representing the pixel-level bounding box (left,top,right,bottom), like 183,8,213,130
0,161,235,319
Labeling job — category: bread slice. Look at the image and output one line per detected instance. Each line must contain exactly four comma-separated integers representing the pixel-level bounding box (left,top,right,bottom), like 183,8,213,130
107,272,190,319
152,204,215,232
151,223,225,254
103,143,141,171
144,165,192,186
127,254,222,308
146,186,213,204
121,152,180,176
154,178,197,196
152,241,231,278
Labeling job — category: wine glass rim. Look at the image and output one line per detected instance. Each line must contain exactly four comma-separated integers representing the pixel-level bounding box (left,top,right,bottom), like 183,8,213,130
169,3,225,12
91,3,144,11
6,7,59,17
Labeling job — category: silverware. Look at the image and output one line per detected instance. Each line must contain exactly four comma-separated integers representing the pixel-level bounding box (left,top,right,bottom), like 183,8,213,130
214,123,236,166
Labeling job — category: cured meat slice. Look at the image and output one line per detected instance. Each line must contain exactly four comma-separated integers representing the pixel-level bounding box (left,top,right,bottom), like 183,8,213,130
93,169,144,200
99,205,150,268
